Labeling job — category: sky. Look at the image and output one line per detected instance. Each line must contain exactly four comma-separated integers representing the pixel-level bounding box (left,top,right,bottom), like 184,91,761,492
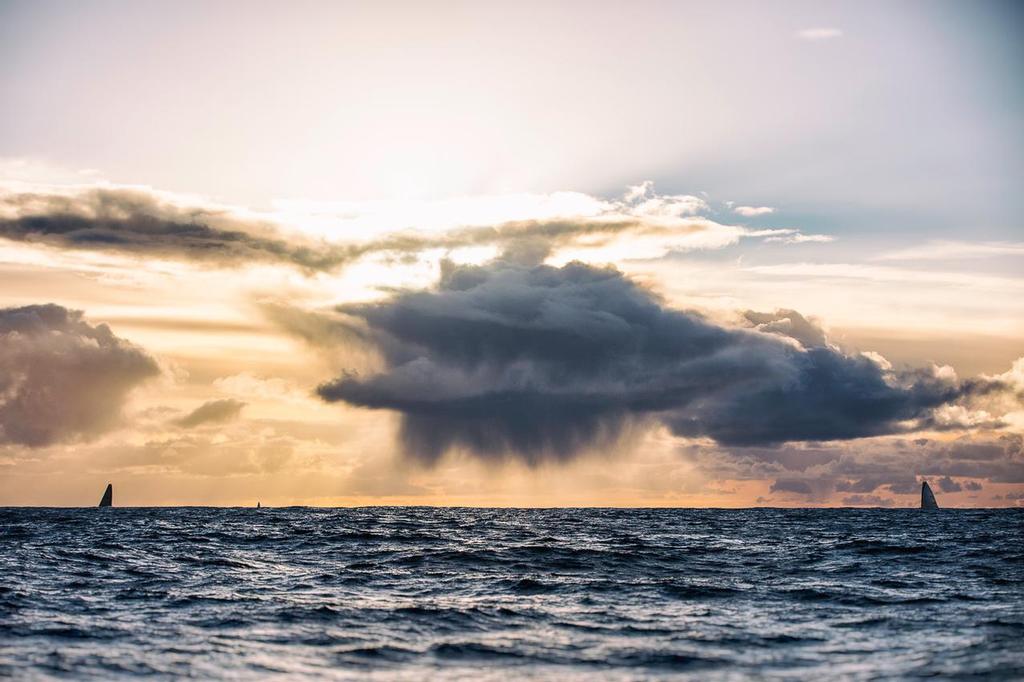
1,0,1022,507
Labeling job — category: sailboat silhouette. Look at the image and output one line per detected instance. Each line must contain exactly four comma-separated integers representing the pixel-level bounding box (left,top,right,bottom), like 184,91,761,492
98,483,112,507
920,480,938,509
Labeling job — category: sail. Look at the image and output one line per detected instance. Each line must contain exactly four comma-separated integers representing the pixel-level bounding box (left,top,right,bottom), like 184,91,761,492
98,483,113,507
921,481,938,509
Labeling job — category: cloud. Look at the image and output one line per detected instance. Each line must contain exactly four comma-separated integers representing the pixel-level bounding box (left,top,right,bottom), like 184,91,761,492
734,206,775,217
770,477,836,501
683,433,1022,502
929,434,1024,483
797,28,843,41
937,475,962,493
835,477,898,493
0,187,354,272
94,432,301,477
763,233,834,244
742,262,1024,292
743,308,828,348
0,184,832,274
624,182,709,218
770,479,812,495
0,304,159,446
875,240,1024,261
841,495,894,507
281,257,997,464
213,372,310,405
884,476,923,494
173,399,246,428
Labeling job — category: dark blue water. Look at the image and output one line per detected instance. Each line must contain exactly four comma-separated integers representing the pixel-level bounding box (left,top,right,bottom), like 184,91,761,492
1,508,1022,680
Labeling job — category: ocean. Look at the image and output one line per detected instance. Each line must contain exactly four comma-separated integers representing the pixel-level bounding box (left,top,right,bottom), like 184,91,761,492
1,507,1022,680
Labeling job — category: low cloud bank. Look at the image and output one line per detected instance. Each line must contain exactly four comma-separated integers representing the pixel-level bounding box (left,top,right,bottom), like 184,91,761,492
0,304,159,446
684,432,1021,502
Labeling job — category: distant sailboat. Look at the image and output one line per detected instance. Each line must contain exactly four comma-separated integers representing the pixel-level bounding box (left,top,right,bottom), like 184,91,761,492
98,483,113,508
921,480,938,509
257,501,261,509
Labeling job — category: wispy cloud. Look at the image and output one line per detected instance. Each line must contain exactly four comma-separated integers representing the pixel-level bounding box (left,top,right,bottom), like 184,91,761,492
173,399,246,429
734,206,775,217
797,27,843,41
743,262,1024,290
875,240,1024,261
764,233,834,244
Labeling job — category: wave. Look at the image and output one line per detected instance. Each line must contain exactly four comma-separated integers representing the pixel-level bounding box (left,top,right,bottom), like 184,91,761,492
0,507,1021,679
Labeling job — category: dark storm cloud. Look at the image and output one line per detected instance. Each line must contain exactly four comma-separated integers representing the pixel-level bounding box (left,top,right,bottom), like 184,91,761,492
293,257,992,464
0,187,725,273
174,399,246,428
0,304,159,447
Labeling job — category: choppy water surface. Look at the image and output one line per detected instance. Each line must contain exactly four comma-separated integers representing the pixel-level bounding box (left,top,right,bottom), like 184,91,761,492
1,508,1022,680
